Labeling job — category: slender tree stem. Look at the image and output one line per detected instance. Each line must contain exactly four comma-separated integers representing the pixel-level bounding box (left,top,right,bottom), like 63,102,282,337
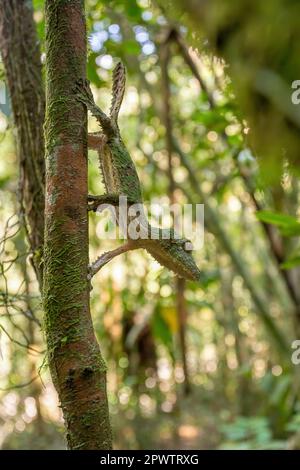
44,0,112,449
0,0,45,286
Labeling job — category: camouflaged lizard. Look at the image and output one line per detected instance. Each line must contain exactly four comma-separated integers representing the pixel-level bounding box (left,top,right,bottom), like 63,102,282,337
74,62,201,281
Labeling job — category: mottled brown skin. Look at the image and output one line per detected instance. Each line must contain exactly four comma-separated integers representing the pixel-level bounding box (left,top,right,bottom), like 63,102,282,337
75,66,202,282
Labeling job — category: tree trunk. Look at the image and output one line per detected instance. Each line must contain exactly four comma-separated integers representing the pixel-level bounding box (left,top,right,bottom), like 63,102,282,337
43,0,112,449
0,0,45,285
176,278,191,394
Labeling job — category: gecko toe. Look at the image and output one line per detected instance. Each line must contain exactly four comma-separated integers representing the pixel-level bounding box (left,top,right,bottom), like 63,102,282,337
73,79,93,102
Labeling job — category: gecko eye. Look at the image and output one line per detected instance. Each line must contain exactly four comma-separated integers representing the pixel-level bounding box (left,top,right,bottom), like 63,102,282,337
182,239,193,252
171,238,193,251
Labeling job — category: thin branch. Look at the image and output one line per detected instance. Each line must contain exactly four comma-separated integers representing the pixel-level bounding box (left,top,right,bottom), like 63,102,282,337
172,137,289,355
161,33,190,394
0,375,39,391
169,29,300,320
172,28,215,107
88,242,138,278
0,323,42,355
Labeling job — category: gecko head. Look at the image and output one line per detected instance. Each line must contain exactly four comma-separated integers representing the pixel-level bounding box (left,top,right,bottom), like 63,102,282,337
146,232,202,282
168,236,202,282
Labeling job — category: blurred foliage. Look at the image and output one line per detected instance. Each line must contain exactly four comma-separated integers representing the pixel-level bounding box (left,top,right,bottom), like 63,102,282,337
219,416,286,450
162,0,300,186
0,0,300,450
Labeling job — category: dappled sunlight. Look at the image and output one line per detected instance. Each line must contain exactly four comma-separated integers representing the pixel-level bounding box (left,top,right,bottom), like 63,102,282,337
0,0,300,452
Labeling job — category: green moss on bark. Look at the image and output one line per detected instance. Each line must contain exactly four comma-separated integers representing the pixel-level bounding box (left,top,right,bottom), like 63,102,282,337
43,0,112,450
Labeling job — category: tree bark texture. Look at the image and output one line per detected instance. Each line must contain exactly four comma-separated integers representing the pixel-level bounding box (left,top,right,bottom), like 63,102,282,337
0,0,45,285
44,0,112,449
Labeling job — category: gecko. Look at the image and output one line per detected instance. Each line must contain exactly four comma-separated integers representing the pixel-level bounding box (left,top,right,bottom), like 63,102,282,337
74,62,201,282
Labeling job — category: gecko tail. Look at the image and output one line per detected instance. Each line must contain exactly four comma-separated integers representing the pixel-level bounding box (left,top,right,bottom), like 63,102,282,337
110,61,126,124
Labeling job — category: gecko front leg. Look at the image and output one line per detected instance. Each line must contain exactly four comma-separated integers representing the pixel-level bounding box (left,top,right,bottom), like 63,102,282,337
88,193,138,211
88,193,121,211
74,79,115,137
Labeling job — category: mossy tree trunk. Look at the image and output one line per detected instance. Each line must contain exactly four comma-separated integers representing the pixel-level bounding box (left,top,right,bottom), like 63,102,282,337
0,0,45,285
44,0,112,449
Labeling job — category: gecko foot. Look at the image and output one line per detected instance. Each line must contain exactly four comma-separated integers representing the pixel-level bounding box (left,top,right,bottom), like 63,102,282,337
73,78,95,108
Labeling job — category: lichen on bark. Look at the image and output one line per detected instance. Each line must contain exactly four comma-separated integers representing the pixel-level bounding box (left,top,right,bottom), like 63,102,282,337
0,0,45,286
43,0,112,450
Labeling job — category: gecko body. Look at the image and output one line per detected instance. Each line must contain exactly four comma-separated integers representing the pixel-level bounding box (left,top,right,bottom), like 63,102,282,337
75,63,201,281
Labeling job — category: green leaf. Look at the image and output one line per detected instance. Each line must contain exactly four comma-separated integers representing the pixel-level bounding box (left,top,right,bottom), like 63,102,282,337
152,308,173,351
281,254,300,270
87,53,105,88
123,39,140,55
256,211,300,237
126,1,143,20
